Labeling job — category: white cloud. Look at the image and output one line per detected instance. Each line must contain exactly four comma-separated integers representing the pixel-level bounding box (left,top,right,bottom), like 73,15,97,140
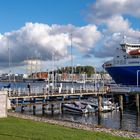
87,0,140,24
106,16,130,33
85,0,140,58
0,22,101,68
72,25,101,52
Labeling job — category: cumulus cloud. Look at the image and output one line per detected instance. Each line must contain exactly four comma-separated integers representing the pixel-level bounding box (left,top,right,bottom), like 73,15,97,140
87,0,140,24
0,22,101,67
72,25,101,52
85,0,140,58
106,16,130,33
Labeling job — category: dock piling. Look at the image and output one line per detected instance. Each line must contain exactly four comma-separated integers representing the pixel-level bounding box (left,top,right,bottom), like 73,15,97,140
98,112,101,125
21,106,24,113
119,95,123,112
136,94,139,113
42,104,45,115
61,103,63,114
51,104,54,115
33,105,36,115
98,95,102,112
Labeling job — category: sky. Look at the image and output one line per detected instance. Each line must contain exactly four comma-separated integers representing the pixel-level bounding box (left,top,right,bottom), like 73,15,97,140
0,0,140,73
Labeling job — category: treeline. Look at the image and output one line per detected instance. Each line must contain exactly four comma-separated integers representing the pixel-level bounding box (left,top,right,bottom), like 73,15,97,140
57,66,95,77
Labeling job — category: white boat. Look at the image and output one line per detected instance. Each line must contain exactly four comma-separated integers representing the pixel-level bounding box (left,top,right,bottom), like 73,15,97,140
80,100,98,108
76,80,86,84
101,105,113,112
84,97,119,112
63,101,96,114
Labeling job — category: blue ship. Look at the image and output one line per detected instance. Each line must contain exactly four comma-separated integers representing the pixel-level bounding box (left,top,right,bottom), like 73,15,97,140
103,42,140,86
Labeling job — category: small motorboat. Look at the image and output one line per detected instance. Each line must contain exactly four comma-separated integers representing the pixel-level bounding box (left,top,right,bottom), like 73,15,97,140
63,101,96,114
85,97,119,112
76,80,86,84
101,105,113,112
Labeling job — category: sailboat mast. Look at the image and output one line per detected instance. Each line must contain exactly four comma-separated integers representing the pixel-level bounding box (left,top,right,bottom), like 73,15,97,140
71,33,73,87
8,40,11,83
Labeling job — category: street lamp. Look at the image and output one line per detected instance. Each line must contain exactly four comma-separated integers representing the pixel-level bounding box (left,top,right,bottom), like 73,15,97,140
137,70,140,87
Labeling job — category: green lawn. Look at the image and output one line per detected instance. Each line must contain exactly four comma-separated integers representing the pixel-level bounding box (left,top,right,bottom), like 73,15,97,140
0,117,137,140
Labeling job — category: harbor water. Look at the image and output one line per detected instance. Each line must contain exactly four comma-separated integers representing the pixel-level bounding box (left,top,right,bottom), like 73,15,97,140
15,105,140,132
2,81,140,132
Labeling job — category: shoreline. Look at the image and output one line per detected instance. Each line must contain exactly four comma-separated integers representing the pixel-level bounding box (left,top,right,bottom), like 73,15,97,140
8,112,140,139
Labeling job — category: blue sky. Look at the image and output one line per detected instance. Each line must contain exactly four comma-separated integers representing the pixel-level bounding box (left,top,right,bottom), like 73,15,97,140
0,0,139,32
0,0,94,33
0,0,140,73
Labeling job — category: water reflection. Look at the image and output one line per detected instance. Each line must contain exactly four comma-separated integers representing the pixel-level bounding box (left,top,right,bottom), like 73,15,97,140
98,112,102,126
119,111,123,129
16,105,140,132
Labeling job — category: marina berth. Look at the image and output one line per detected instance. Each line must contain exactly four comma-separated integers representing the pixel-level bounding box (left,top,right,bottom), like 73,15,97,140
80,97,119,112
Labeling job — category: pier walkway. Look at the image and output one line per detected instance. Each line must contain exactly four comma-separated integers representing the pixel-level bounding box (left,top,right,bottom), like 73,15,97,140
7,87,106,99
2,84,139,114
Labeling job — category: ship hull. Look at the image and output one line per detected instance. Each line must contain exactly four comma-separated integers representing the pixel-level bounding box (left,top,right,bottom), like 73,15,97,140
105,65,140,85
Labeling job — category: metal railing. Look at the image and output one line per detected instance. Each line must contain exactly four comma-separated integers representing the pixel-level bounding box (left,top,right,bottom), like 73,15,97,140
109,85,140,93
5,85,107,97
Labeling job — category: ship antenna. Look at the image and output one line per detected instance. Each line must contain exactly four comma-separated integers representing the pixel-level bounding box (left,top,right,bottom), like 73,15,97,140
138,37,140,43
123,35,126,43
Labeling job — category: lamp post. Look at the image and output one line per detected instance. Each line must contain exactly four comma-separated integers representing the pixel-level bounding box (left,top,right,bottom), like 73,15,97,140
137,70,140,87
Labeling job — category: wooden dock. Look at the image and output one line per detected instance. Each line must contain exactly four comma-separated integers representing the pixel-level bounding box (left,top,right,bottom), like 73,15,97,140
5,87,106,114
4,84,140,114
7,87,107,99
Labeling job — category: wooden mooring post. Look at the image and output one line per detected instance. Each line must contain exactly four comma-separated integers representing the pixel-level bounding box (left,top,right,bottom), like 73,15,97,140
33,105,36,115
119,95,123,112
98,95,102,112
98,112,101,125
42,104,45,115
51,104,54,115
61,103,63,114
136,94,139,113
21,106,24,113
32,97,36,115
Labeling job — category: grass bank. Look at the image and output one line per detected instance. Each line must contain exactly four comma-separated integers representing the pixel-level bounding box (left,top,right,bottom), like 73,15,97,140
0,117,137,140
